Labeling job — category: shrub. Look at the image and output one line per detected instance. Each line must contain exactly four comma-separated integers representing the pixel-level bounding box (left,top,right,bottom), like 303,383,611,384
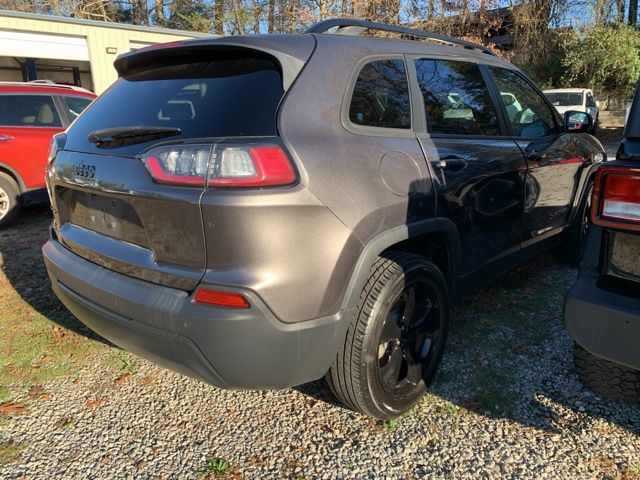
561,24,640,95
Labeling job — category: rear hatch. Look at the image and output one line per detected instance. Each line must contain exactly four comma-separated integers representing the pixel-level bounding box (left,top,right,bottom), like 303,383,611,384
48,38,313,290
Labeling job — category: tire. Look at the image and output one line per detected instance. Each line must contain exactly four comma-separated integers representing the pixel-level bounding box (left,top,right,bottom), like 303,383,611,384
0,173,20,229
574,343,640,404
557,182,593,265
326,252,449,419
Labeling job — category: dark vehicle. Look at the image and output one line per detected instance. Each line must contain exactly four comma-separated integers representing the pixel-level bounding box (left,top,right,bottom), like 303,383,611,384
43,20,604,419
0,82,95,227
565,84,640,404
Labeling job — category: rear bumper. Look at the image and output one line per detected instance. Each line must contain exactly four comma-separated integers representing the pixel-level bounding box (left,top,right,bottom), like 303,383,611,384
564,268,640,370
43,238,353,389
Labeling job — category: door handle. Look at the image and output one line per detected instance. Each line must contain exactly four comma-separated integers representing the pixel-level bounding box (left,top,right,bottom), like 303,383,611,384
435,157,467,170
0,135,14,142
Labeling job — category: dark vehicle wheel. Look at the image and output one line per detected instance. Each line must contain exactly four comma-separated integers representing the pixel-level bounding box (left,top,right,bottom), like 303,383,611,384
0,173,20,229
574,343,640,404
557,182,593,264
326,252,449,419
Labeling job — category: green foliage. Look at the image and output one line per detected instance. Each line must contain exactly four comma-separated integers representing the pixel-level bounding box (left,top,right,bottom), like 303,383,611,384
204,457,231,475
561,24,640,95
162,0,213,32
381,419,398,431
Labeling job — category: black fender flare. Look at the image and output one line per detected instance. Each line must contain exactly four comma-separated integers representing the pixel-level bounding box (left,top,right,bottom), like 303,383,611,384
340,217,462,311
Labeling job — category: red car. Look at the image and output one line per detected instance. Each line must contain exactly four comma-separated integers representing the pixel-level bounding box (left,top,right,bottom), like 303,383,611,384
0,82,96,227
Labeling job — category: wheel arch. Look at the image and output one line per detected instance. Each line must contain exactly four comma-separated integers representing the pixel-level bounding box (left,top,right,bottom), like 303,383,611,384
341,217,463,311
0,162,26,193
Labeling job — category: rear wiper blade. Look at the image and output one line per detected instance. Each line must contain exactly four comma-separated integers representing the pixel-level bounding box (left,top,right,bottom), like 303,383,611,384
88,126,181,148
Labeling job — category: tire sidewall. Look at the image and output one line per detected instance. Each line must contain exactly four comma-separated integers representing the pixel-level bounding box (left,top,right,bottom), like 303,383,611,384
363,259,449,417
0,175,19,228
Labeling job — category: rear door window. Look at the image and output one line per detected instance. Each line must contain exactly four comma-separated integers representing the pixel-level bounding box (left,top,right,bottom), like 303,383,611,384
348,59,411,129
0,94,62,127
63,96,93,120
63,52,285,155
414,59,499,136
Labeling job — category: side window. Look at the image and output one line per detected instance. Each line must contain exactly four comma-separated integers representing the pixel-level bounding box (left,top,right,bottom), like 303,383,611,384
414,59,499,136
490,67,558,138
349,59,411,129
63,96,93,120
0,95,62,127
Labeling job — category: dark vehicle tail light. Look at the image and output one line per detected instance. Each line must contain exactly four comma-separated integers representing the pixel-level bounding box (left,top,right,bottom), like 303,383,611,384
141,142,296,188
592,166,640,231
48,133,67,165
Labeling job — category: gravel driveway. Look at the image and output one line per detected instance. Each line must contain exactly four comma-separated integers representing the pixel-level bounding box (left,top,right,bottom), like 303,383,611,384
1,201,639,479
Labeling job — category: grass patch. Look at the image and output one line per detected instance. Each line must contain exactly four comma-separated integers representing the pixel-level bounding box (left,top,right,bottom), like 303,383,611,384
204,457,231,476
473,365,517,415
0,208,111,394
381,419,398,432
0,440,26,465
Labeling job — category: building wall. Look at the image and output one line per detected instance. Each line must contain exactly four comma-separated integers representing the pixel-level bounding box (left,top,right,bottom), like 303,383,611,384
0,12,205,94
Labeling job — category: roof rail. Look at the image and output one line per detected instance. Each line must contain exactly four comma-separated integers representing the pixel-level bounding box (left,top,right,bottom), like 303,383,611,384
0,81,93,93
305,18,496,56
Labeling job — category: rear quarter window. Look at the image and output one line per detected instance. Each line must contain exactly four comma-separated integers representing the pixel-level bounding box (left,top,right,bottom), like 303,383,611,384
348,59,411,130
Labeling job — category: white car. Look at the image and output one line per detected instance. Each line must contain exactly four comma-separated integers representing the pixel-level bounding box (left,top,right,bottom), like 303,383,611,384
544,88,600,131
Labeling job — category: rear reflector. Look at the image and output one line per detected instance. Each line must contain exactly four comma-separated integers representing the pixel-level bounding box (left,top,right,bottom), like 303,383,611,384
140,141,296,188
194,289,250,308
592,166,640,231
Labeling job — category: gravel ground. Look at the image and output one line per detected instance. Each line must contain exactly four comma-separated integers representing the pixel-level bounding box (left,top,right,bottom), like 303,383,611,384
1,143,639,479
1,212,639,480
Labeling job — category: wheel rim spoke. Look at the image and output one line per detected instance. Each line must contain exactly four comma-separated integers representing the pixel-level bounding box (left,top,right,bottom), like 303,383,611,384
404,355,424,385
377,278,442,393
380,315,402,342
379,344,403,389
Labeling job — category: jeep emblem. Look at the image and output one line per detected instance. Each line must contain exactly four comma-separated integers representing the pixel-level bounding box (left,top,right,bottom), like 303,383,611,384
74,161,96,179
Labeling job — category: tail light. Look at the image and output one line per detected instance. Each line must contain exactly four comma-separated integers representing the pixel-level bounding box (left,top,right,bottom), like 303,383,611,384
140,141,296,188
592,166,640,231
48,133,66,165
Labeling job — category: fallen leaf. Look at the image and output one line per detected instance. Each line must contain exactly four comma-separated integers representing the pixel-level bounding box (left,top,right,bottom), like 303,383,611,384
0,402,27,418
27,385,51,401
53,416,73,428
86,397,106,409
41,354,55,364
114,372,131,386
52,326,65,341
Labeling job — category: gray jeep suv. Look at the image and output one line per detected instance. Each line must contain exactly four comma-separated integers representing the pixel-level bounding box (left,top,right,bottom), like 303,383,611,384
43,19,604,419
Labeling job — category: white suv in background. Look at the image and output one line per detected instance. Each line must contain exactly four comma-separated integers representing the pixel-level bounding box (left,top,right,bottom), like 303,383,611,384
544,88,600,132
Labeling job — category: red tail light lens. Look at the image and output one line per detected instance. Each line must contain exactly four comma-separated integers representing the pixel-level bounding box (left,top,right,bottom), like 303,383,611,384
208,145,296,187
141,142,296,188
592,166,640,231
194,289,250,308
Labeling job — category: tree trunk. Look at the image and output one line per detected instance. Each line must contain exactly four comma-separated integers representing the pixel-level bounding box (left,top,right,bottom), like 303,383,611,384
268,0,275,32
253,0,262,33
133,0,148,25
155,0,164,23
630,0,638,26
214,0,225,34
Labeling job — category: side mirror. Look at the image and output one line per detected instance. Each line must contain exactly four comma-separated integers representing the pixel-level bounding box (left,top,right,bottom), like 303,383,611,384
565,110,593,133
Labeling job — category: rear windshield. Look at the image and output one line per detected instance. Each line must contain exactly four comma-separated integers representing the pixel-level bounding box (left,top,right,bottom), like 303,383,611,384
546,92,583,107
64,52,284,155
